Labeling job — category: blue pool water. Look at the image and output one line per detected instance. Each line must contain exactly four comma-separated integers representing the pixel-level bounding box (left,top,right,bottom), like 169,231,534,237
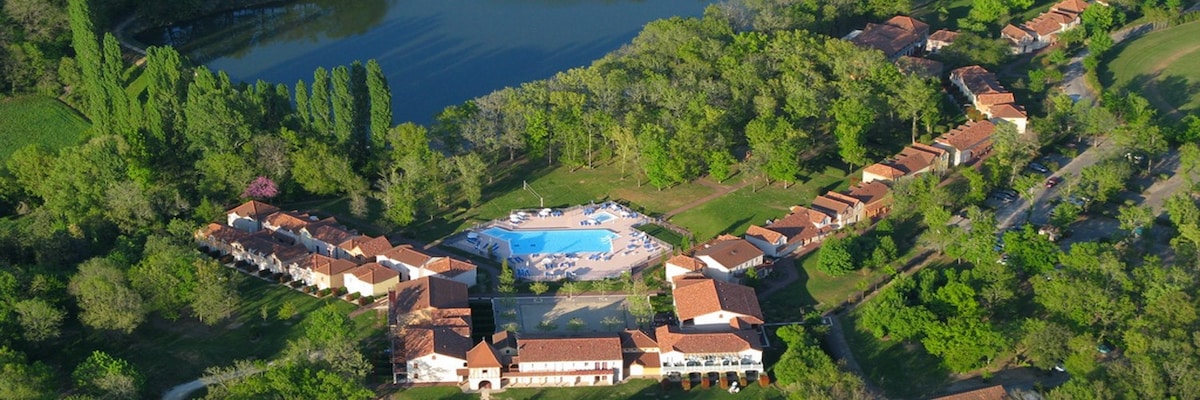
482,227,617,255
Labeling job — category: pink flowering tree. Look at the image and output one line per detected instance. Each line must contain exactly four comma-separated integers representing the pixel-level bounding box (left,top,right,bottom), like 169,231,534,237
242,176,278,199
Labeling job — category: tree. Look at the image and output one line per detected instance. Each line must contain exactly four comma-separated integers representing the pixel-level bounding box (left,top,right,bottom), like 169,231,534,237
278,301,298,320
330,65,357,151
537,319,558,332
1118,204,1153,238
773,324,869,398
499,259,515,288
241,176,278,199
73,351,142,399
129,237,199,320
67,0,105,130
1020,319,1072,370
529,281,549,297
706,150,735,182
922,317,1007,372
960,0,1010,32
892,74,941,143
454,153,486,207
0,346,54,400
310,67,332,137
1077,159,1132,204
365,59,392,148
832,97,871,168
294,79,311,126
305,304,353,345
817,236,856,276
567,317,586,332
561,281,581,298
192,258,239,325
68,257,146,334
937,32,1012,69
13,299,64,342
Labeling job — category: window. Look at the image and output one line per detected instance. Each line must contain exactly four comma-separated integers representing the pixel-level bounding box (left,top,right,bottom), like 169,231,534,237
483,369,488,374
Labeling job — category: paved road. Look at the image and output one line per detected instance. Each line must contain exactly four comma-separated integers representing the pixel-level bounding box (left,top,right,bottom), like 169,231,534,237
993,138,1117,229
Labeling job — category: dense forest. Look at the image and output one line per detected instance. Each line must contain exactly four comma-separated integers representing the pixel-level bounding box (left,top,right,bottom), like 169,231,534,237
0,0,1199,398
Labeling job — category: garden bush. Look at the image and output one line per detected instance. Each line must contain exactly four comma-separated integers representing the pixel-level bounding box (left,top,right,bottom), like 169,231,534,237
681,379,692,391
347,292,361,301
758,374,770,386
334,287,348,296
317,288,332,297
358,296,374,306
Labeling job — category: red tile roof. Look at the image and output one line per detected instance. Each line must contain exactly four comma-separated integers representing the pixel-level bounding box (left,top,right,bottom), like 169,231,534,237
349,262,399,285
673,278,763,324
392,276,470,315
811,194,854,216
264,211,311,232
338,235,392,258
307,221,356,245
379,245,434,268
466,341,503,368
298,253,356,277
884,15,930,35
989,103,1028,119
1001,24,1033,41
865,163,905,180
694,238,762,270
199,223,250,243
929,29,959,42
667,254,707,272
517,335,622,363
402,326,473,360
654,325,762,354
619,329,659,350
847,181,892,207
744,225,784,245
227,200,279,220
937,120,996,151
852,23,921,57
951,65,1010,101
1053,0,1089,14
423,257,477,278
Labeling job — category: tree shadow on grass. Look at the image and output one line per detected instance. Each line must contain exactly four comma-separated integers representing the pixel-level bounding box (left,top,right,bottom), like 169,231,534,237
1123,72,1200,120
762,256,818,321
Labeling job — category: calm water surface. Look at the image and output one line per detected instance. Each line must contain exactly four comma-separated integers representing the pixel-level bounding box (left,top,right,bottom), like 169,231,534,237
137,0,711,124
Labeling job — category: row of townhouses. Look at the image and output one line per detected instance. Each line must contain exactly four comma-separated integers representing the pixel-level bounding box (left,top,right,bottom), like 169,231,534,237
196,200,479,297
391,273,767,390
1002,0,1091,54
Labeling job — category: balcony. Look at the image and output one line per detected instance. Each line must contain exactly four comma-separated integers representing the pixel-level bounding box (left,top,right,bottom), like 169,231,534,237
660,361,762,374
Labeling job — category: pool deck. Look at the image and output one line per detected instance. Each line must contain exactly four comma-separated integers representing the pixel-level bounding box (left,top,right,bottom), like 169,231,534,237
449,203,672,281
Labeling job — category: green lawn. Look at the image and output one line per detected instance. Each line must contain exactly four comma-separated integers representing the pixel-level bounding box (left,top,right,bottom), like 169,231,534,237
670,168,851,241
840,312,949,398
1102,20,1200,119
761,251,889,320
43,274,386,395
393,378,786,400
0,95,90,161
399,160,718,242
636,223,686,247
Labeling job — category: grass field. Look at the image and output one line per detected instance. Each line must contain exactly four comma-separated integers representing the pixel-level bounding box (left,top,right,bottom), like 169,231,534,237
0,95,90,161
840,312,949,398
393,378,786,400
761,251,889,320
1103,20,1200,119
39,274,386,395
669,167,851,241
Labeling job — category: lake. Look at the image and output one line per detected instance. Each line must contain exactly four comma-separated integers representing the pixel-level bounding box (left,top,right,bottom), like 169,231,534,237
136,0,712,125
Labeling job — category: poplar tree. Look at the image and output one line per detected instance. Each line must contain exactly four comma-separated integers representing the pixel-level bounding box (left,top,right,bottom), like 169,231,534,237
310,67,332,138
350,61,370,146
67,0,106,131
143,46,185,164
102,34,137,141
294,79,311,126
365,59,391,150
331,65,356,151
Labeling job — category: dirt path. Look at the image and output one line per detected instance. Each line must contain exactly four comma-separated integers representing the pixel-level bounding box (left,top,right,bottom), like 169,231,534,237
1141,42,1200,120
662,178,752,218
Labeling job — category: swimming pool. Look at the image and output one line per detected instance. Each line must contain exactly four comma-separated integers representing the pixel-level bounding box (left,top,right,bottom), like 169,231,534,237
593,212,616,223
482,227,617,255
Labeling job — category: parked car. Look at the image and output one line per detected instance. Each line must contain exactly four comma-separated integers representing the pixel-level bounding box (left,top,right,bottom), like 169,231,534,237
1029,162,1050,173
1045,176,1063,188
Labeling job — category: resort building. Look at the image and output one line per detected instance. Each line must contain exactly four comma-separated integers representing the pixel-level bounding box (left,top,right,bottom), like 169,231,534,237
507,336,625,387
291,253,356,290
197,223,250,256
846,15,931,59
950,65,1015,116
345,262,400,297
743,205,833,257
862,143,949,184
925,29,959,53
655,325,763,380
465,342,505,390
620,329,662,378
664,254,708,287
338,235,393,264
934,120,997,166
1002,0,1088,54
811,191,866,227
298,218,357,258
672,278,764,330
846,181,893,221
692,236,764,282
225,200,278,233
390,277,473,384
377,245,478,287
262,210,313,241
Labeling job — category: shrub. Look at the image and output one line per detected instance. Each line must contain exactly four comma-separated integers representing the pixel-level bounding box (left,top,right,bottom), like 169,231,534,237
358,296,373,306
739,377,748,387
334,287,348,296
277,274,291,284
701,377,710,389
317,288,332,297
271,272,283,281
347,292,361,301
289,281,304,288
758,374,770,386
257,270,272,277
719,376,729,389
681,379,692,391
